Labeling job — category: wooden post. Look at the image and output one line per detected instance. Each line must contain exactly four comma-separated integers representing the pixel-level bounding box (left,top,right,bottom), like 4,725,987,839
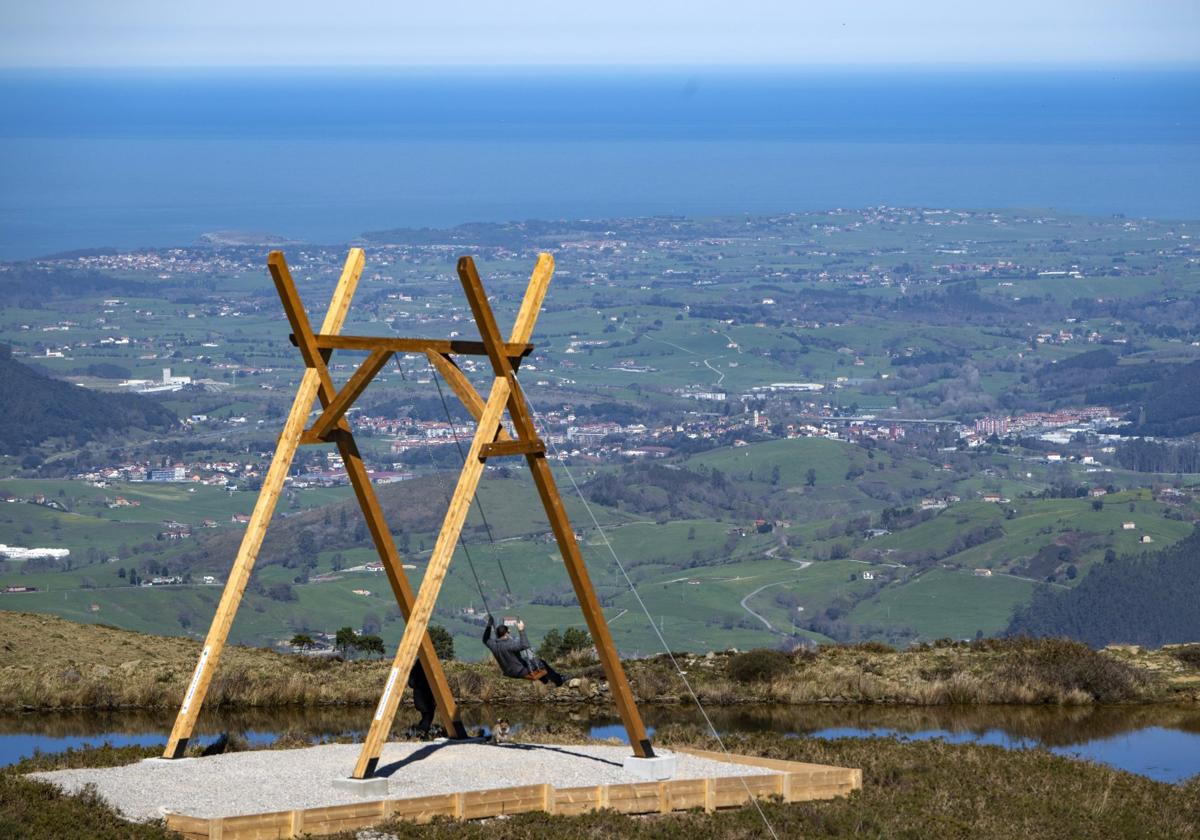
456,256,655,758
349,254,553,777
163,249,365,759
351,377,512,778
524,453,653,757
270,252,466,739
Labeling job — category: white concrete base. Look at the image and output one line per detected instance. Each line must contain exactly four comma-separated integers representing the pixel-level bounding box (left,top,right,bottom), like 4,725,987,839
623,752,678,781
331,776,390,797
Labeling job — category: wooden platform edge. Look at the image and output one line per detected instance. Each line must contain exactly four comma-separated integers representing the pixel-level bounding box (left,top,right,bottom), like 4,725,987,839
164,750,861,839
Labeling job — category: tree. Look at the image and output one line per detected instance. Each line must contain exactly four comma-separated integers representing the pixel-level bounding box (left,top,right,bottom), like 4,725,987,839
537,629,564,661
1092,499,1104,511
266,582,296,602
538,626,592,660
290,633,315,650
428,624,455,661
335,626,358,657
561,627,592,655
354,634,385,658
805,468,817,488
297,529,318,558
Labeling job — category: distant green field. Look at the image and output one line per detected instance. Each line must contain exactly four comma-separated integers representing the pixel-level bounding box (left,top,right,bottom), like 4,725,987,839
0,479,352,559
848,567,1038,641
4,434,1197,655
6,206,1200,662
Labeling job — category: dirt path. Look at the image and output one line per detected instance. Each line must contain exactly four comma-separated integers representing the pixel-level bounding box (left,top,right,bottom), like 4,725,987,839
739,558,812,632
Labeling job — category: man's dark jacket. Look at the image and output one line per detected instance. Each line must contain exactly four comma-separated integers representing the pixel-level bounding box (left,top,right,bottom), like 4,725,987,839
483,619,533,677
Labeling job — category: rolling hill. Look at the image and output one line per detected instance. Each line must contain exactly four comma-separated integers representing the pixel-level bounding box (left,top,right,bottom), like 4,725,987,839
0,347,176,455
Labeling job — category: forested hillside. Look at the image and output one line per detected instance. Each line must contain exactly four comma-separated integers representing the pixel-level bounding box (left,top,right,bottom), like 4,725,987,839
0,347,176,455
1007,528,1200,647
1129,360,1200,437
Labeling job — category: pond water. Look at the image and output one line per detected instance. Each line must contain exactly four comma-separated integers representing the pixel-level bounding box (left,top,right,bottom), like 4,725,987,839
3,703,1197,783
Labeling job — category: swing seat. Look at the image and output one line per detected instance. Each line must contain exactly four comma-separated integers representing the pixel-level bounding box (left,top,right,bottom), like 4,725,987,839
523,668,548,681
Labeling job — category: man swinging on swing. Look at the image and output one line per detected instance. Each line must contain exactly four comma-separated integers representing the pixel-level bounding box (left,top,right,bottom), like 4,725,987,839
483,615,567,687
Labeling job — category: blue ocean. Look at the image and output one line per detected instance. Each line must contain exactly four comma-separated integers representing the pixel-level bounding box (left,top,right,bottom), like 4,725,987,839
0,68,1197,259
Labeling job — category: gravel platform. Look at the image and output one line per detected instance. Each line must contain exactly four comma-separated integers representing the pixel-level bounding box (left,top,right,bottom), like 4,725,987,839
30,741,776,822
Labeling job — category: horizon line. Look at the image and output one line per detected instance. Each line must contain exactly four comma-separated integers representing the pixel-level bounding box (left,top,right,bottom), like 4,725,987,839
2,61,1199,73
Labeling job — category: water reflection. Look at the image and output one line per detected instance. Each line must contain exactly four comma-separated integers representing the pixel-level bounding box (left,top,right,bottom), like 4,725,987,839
3,703,1197,783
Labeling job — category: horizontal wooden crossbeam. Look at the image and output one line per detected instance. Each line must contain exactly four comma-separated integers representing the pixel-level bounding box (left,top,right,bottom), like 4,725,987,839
293,333,533,359
479,439,546,460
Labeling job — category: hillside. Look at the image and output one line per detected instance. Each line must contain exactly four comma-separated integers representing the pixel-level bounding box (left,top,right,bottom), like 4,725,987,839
1129,360,1200,437
0,347,175,455
2,612,1197,713
1007,528,1200,646
2,433,1198,655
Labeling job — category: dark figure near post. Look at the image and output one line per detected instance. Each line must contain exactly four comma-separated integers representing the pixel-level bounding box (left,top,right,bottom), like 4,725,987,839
406,662,437,738
483,615,566,686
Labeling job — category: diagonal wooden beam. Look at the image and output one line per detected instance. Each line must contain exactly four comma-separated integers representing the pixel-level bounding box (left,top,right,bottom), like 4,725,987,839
164,248,365,759
459,254,654,759
457,256,541,443
350,255,554,778
425,351,511,443
306,348,393,441
524,453,654,757
270,252,467,740
510,252,555,344
422,253,554,440
352,376,513,779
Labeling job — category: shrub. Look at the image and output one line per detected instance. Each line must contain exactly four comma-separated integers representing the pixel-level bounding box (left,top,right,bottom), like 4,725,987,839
726,649,791,684
1167,644,1200,669
428,624,455,661
1001,638,1147,703
538,627,592,661
353,634,385,658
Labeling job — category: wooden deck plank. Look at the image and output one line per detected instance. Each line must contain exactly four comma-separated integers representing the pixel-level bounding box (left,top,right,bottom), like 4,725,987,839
605,781,664,815
160,750,857,838
663,778,708,811
388,792,459,823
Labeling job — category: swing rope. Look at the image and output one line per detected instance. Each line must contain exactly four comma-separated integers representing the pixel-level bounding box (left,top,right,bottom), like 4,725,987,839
427,362,513,598
393,356,494,619
522,391,782,840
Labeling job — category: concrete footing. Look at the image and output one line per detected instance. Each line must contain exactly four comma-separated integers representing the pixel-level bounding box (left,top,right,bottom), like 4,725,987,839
331,776,390,797
623,752,678,781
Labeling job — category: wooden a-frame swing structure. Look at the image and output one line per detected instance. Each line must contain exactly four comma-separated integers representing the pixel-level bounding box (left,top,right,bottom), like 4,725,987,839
163,249,656,779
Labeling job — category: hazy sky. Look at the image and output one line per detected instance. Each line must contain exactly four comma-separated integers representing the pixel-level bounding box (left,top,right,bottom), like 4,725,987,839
1,1,1196,68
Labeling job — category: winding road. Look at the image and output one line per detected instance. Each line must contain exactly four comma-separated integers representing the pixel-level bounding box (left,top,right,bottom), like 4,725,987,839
739,558,812,632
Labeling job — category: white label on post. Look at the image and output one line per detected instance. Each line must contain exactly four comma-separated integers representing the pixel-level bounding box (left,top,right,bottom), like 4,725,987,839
375,667,400,721
180,646,210,715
